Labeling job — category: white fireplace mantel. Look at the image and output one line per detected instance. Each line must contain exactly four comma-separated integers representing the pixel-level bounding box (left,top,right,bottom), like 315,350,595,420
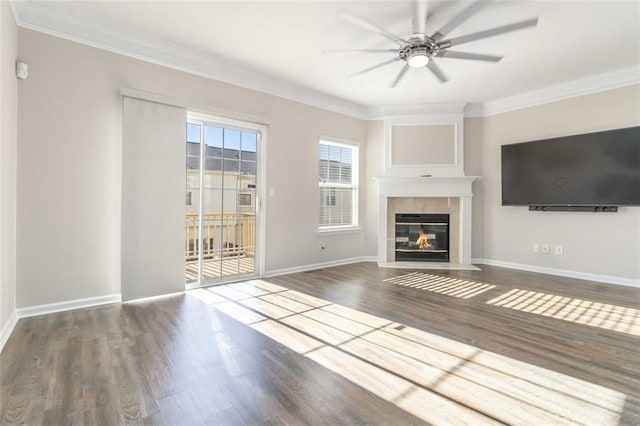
374,176,479,197
373,176,480,267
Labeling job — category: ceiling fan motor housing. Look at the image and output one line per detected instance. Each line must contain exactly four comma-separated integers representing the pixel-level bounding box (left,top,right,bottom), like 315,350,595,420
399,37,439,66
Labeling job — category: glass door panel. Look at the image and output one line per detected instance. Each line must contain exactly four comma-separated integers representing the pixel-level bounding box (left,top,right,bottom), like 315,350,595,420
185,123,202,285
201,125,224,282
186,117,258,286
239,131,257,273
218,127,254,280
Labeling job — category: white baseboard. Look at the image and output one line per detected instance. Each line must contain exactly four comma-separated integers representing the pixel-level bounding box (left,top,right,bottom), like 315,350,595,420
472,258,640,289
0,311,18,354
16,294,122,319
264,256,376,278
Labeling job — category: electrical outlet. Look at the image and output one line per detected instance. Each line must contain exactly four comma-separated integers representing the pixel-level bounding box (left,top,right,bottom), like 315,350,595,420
542,244,550,254
319,242,325,250
533,243,540,253
555,245,563,255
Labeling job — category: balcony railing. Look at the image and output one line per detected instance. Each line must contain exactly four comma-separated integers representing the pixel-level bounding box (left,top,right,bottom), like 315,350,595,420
185,213,255,261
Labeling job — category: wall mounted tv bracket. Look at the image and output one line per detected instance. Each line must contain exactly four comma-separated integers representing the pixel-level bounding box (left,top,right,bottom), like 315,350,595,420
529,205,618,212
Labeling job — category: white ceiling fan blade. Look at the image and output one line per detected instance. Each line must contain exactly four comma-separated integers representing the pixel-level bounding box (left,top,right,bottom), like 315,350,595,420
439,18,538,48
425,1,455,24
391,64,411,88
431,0,488,41
437,50,503,62
338,10,408,45
350,57,402,77
426,60,448,83
323,49,399,54
412,0,429,35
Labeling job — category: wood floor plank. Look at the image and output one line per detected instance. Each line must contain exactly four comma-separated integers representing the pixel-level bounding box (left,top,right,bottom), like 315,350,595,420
259,293,316,313
278,289,332,308
1,262,639,425
227,281,271,297
156,390,206,425
239,297,295,319
44,336,83,410
41,400,84,426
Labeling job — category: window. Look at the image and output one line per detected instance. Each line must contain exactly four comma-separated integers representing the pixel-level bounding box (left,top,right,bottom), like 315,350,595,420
318,140,359,229
238,192,252,207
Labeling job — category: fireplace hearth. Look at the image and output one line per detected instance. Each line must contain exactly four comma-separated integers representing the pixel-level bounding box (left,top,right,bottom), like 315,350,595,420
395,213,450,262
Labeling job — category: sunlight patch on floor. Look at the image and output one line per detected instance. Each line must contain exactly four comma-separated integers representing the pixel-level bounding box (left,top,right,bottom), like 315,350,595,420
188,280,626,425
384,272,496,299
487,289,640,336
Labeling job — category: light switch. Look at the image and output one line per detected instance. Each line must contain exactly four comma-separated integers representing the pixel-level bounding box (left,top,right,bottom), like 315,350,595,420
268,187,276,198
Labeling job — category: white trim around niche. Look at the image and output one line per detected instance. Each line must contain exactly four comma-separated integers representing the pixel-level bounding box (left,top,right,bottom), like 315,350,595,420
384,114,465,178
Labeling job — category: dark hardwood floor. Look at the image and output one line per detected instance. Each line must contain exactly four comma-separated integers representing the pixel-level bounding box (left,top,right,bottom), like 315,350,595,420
1,262,639,425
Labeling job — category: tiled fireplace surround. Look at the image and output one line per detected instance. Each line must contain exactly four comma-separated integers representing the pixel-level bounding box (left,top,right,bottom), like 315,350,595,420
374,176,478,267
387,197,460,264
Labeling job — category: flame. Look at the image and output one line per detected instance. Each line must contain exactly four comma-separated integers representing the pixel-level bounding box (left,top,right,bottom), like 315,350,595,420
416,229,432,249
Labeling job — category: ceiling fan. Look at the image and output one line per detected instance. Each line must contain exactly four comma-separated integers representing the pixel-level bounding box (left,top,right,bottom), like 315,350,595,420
327,0,538,87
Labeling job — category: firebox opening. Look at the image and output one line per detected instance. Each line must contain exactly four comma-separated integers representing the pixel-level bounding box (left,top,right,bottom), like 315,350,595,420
395,213,450,262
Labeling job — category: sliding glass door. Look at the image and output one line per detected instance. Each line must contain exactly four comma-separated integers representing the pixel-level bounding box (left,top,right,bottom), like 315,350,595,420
185,115,259,286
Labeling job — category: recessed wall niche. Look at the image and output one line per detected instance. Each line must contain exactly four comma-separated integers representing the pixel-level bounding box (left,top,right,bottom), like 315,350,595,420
392,124,455,165
384,114,464,177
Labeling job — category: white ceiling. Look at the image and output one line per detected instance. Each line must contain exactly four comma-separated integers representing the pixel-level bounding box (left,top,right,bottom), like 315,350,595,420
25,1,640,108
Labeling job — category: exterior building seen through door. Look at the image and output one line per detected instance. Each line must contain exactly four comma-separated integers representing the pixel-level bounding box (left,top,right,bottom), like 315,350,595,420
185,117,258,286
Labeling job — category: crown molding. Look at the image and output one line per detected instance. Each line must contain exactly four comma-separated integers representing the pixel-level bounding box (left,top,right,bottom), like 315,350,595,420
11,1,640,121
465,65,640,118
379,103,467,119
463,103,484,117
8,0,18,22
11,1,372,120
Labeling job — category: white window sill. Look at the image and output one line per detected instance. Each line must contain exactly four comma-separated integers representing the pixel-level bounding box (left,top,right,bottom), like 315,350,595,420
317,226,362,236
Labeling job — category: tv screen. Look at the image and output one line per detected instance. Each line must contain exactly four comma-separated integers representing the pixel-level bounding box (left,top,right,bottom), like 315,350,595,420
501,126,640,206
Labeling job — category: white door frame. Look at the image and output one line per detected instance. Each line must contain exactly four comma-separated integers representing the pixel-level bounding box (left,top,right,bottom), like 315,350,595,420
186,111,267,287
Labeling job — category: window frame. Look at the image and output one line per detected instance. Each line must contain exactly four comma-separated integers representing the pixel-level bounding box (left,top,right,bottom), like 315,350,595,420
318,138,360,232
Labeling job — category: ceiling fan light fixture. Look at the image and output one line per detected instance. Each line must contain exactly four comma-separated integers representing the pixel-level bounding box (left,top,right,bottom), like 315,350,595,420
408,53,429,68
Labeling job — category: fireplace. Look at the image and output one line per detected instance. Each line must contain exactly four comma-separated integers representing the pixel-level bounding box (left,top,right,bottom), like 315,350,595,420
395,213,450,262
374,176,478,266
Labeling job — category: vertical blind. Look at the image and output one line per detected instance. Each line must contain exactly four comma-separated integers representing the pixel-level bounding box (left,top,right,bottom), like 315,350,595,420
122,97,186,300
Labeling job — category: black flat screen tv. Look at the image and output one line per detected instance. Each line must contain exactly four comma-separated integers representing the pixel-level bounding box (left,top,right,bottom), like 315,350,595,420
501,126,640,207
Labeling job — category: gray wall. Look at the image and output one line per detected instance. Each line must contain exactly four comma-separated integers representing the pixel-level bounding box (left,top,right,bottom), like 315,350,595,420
464,117,484,260
478,85,640,280
363,120,384,257
1,1,18,337
363,86,640,281
392,124,456,165
17,28,367,308
12,25,640,311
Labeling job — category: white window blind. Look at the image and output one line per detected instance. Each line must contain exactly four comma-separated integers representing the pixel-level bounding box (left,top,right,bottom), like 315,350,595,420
318,140,358,229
